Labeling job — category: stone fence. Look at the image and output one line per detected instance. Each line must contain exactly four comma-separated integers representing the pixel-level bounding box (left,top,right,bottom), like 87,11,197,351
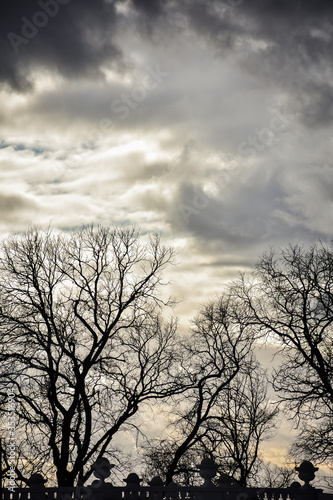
2,458,333,500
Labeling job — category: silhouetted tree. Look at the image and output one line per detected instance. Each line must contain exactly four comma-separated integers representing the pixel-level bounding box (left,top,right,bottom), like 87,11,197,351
143,295,276,486
0,226,184,486
143,440,201,486
197,360,278,486
256,461,296,488
236,243,333,466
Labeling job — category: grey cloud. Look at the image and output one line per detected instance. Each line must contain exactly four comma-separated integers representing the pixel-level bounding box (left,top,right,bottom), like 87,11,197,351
122,0,333,135
28,83,117,122
180,0,333,54
130,0,165,17
180,1,243,52
174,1,333,126
0,192,38,221
131,161,171,182
292,82,333,128
170,161,329,252
171,182,250,243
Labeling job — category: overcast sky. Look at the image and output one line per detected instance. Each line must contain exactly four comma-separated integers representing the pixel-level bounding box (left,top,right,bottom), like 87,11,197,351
2,0,333,471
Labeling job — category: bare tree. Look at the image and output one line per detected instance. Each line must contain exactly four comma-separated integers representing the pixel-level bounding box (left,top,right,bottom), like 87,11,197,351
0,226,183,486
143,354,277,486
143,295,273,485
198,360,279,486
256,461,296,488
236,243,333,466
142,440,201,486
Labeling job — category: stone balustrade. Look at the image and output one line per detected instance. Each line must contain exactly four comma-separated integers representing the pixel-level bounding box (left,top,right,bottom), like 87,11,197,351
2,458,333,500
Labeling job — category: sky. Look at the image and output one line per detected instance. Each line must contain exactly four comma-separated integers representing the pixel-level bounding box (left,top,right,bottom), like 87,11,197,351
2,0,333,476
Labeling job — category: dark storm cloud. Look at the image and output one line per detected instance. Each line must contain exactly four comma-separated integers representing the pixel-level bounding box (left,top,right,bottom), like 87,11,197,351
188,1,332,78
182,0,333,46
130,0,333,47
130,0,165,16
3,0,333,97
1,0,121,91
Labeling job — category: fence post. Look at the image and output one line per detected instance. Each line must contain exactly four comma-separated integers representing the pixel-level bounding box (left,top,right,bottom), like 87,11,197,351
124,473,142,500
293,461,323,500
28,473,47,500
